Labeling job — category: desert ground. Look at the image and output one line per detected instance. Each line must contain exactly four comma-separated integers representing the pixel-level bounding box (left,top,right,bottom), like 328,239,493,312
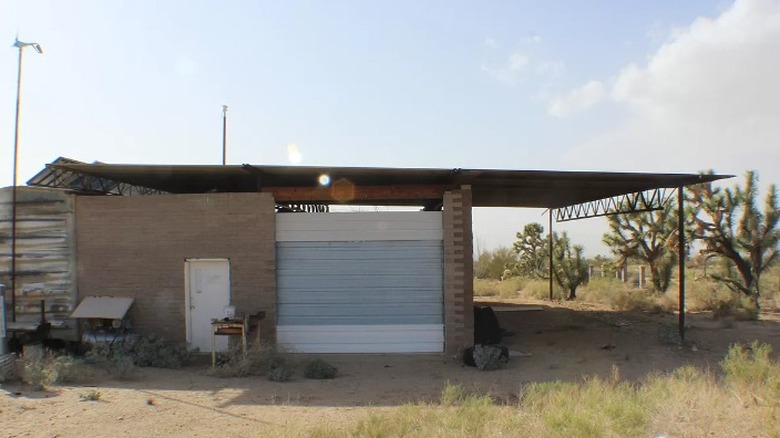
2,299,779,437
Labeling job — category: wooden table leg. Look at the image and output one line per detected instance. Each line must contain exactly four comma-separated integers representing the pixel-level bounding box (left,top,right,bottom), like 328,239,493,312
211,327,216,367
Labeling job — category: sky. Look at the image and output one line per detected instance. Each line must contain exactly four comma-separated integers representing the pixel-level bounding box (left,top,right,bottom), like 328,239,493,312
1,0,779,255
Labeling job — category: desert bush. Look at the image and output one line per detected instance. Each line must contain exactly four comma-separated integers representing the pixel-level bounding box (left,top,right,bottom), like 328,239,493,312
712,296,760,321
304,358,338,379
522,377,649,437
474,277,524,299
83,343,138,380
17,350,95,390
20,354,53,391
0,354,18,382
266,365,294,382
496,277,524,299
474,246,518,280
132,334,192,368
298,351,780,438
49,355,94,383
721,341,780,404
611,290,660,312
519,278,564,300
209,343,291,378
473,278,500,297
79,389,102,401
472,345,508,371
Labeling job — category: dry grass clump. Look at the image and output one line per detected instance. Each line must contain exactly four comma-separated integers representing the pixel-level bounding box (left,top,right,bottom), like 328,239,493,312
519,278,565,301
473,277,524,299
578,278,665,313
303,358,338,379
11,350,95,390
208,342,293,381
298,343,780,438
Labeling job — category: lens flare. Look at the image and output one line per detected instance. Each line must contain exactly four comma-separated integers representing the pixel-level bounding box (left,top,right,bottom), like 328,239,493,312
287,143,302,164
318,174,331,186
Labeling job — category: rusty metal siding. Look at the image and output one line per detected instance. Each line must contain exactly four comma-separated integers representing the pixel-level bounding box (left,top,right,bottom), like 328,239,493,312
0,187,77,339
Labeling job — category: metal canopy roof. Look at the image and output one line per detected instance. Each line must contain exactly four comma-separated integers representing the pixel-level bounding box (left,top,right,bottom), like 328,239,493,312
35,162,729,209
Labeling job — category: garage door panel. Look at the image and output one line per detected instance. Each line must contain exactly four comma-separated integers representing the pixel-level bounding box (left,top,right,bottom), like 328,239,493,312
278,324,444,353
278,241,442,260
278,289,442,304
276,212,444,353
277,212,443,242
278,302,443,324
278,275,442,290
278,314,441,326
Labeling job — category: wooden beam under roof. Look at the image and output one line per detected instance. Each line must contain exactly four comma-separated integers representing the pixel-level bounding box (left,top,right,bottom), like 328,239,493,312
263,184,450,203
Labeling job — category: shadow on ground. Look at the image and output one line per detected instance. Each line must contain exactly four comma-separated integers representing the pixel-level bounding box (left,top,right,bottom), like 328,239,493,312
4,302,779,409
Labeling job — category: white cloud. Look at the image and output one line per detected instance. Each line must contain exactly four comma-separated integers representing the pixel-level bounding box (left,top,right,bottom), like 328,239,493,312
483,36,498,49
523,34,542,44
547,80,606,117
562,0,780,186
481,51,529,86
535,59,565,77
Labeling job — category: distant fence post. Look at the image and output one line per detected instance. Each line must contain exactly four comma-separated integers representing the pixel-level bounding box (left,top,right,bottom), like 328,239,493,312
638,265,646,289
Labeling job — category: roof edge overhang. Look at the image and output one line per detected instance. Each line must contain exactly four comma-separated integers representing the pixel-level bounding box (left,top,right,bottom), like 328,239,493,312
26,159,732,210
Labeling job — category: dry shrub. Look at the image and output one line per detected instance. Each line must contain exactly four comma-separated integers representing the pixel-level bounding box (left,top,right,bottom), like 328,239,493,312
84,343,137,380
303,358,338,379
721,341,780,405
473,278,500,297
519,278,564,300
497,277,524,299
132,334,192,368
293,345,780,437
0,354,18,382
611,290,661,312
681,277,734,312
473,277,524,299
521,377,648,437
643,366,737,437
209,342,292,379
712,296,760,321
18,352,94,390
578,278,664,312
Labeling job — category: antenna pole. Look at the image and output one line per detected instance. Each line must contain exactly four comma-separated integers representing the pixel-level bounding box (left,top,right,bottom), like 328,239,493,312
222,105,228,165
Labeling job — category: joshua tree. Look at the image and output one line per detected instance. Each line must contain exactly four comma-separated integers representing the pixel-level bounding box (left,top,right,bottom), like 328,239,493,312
512,222,548,279
602,201,680,292
552,232,589,300
687,171,779,307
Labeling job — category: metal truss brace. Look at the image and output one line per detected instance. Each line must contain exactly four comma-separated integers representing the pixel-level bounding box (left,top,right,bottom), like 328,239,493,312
276,203,329,213
29,164,166,196
554,188,674,222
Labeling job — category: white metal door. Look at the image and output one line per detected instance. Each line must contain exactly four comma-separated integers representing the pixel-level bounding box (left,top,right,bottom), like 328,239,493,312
185,259,230,352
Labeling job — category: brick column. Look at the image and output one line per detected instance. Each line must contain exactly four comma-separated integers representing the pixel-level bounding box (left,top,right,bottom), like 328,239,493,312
443,185,474,355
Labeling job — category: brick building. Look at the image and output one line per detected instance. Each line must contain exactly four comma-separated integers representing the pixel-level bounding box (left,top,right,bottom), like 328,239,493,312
1,160,725,354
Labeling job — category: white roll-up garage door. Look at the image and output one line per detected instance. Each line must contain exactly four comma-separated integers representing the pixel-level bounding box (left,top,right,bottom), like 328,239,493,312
276,212,444,353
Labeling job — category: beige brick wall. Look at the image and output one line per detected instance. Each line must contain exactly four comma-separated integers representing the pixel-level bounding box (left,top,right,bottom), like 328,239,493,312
443,186,474,355
75,193,276,342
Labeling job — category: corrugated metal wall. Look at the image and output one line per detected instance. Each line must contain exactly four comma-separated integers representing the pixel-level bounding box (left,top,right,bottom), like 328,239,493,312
277,241,443,326
276,212,444,353
0,187,77,339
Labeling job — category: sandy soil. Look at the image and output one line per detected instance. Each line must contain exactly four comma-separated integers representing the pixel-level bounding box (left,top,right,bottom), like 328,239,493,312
2,300,779,437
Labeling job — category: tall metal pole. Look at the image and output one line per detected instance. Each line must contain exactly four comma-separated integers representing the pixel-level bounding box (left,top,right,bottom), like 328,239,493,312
678,187,686,341
222,105,228,165
548,209,554,301
10,46,24,322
